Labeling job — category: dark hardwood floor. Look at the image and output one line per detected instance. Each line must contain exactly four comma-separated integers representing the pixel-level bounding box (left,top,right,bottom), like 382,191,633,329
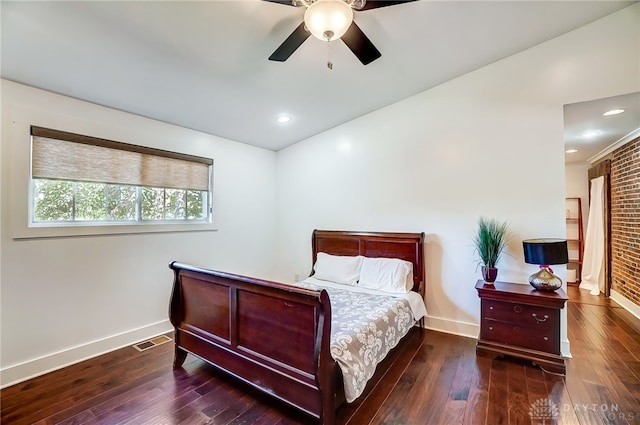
3,286,640,424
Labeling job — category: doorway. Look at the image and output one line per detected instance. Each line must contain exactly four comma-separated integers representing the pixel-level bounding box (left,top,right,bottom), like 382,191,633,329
564,93,640,314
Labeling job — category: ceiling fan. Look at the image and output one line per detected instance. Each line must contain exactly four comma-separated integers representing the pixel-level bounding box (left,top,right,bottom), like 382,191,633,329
264,0,417,65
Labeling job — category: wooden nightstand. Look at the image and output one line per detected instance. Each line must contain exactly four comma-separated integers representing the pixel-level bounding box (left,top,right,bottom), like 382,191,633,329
475,280,568,374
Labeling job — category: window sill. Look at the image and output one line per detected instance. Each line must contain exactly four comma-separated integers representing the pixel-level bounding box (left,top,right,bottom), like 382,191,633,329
13,222,218,240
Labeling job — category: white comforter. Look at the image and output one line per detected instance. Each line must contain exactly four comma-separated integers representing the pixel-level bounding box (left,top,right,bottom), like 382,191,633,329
294,277,427,402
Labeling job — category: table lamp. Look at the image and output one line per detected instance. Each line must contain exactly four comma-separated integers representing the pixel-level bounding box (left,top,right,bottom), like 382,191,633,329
522,238,568,291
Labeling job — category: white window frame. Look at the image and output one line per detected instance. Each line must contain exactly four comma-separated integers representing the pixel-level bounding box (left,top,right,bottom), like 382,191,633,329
9,120,217,240
30,180,211,226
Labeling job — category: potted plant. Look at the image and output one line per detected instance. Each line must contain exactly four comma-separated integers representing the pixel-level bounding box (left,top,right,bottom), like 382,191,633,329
473,216,509,283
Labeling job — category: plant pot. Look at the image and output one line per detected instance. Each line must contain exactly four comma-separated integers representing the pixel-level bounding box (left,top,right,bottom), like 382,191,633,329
481,266,498,283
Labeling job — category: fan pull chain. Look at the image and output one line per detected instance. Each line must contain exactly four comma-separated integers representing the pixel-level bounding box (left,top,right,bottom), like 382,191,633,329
327,41,334,70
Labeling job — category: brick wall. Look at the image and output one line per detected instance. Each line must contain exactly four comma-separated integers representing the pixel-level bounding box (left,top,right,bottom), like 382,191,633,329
611,136,640,306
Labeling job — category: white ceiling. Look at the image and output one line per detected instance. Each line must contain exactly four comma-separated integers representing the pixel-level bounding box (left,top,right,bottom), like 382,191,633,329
564,92,640,164
1,0,637,152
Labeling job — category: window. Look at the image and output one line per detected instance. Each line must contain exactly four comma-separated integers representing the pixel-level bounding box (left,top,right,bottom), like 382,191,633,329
30,126,213,226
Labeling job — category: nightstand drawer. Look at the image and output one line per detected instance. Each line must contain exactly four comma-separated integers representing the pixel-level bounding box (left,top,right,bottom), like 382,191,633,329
475,280,568,374
482,300,557,330
481,319,559,354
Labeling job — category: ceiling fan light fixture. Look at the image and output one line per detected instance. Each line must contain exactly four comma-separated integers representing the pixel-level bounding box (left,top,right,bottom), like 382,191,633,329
304,0,354,42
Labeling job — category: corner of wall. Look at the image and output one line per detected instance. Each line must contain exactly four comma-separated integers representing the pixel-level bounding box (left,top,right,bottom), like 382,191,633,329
0,320,172,389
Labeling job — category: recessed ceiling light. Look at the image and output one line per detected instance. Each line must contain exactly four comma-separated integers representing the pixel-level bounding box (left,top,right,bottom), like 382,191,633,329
603,109,625,116
277,115,291,123
566,149,578,153
580,129,603,138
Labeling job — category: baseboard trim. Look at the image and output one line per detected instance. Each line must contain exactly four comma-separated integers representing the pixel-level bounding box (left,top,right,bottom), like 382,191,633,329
423,316,574,359
1,320,173,389
610,289,640,321
561,339,572,358
3,312,584,388
423,315,479,339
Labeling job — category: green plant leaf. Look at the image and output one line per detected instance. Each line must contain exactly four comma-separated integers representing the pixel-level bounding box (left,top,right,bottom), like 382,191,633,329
473,217,510,268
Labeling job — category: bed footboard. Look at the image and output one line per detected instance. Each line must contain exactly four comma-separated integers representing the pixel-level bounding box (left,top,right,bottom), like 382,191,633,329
169,262,337,424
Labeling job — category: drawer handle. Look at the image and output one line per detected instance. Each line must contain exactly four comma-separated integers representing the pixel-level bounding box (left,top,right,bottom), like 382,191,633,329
544,336,549,341
513,305,523,313
489,326,494,331
532,313,549,323
489,306,494,310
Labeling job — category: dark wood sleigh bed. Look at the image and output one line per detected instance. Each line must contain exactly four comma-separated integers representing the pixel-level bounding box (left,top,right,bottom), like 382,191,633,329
168,230,425,425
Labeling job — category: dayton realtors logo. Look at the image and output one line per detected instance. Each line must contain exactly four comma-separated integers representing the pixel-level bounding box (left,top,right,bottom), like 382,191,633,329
529,398,560,424
529,399,639,423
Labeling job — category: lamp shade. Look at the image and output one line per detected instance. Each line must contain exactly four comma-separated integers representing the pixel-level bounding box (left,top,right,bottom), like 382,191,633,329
304,0,354,41
522,238,568,265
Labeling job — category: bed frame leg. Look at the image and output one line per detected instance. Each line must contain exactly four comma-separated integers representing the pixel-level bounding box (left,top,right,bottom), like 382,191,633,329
173,346,188,369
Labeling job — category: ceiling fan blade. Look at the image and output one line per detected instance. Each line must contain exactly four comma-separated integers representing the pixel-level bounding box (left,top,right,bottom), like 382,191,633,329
261,0,295,6
269,22,310,62
359,0,418,11
341,22,381,65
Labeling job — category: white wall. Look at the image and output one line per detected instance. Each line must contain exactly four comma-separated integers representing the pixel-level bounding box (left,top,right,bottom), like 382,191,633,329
565,162,591,236
0,80,278,387
276,5,640,347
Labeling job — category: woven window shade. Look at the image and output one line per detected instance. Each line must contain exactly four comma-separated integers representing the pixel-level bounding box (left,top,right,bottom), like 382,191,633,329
31,127,212,191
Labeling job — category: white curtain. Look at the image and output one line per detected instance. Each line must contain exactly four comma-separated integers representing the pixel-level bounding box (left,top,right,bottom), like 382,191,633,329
580,176,605,295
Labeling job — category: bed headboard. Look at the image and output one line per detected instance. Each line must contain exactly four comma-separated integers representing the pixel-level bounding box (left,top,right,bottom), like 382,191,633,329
311,229,425,297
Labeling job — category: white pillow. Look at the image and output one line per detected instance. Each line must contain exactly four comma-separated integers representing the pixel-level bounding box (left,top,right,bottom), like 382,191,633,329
359,257,414,294
313,252,363,286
